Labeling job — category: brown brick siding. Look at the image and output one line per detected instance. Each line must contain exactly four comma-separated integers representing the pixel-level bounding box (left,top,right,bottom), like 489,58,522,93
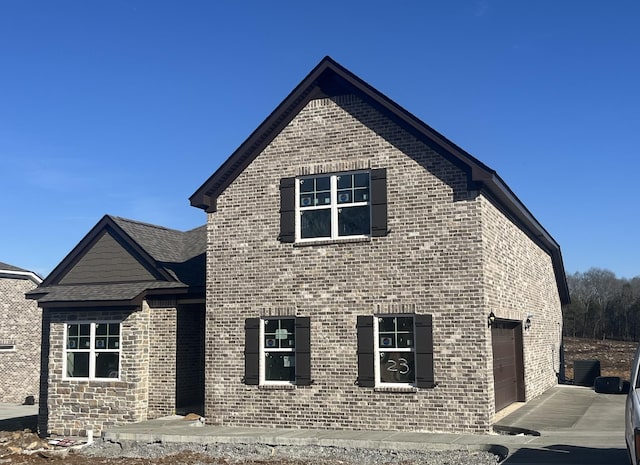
204,94,562,433
205,95,495,433
0,277,41,403
147,301,177,418
480,197,563,412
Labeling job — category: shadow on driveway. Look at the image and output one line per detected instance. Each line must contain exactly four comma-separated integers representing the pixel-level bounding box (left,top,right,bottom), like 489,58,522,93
503,444,628,464
0,415,38,432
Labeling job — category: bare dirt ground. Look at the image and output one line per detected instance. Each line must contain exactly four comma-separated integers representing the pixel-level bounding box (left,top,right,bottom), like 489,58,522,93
563,336,637,382
2,336,635,464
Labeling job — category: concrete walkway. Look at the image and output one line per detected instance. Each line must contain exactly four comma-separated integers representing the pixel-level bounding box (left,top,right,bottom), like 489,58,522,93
99,385,627,463
0,403,38,421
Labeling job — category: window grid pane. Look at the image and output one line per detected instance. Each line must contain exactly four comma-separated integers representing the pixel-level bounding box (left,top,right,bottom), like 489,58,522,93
264,319,295,350
67,352,89,378
379,352,415,384
337,174,369,205
264,353,296,382
299,176,331,207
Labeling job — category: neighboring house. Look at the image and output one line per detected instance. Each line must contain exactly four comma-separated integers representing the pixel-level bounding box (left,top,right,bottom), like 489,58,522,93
0,262,42,404
27,215,206,436
190,57,570,433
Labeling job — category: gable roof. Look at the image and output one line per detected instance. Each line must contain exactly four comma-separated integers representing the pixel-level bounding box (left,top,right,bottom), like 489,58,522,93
190,56,570,305
28,215,205,307
0,261,42,284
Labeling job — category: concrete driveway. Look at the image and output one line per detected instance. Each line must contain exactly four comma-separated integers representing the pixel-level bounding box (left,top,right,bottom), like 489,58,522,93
494,385,627,464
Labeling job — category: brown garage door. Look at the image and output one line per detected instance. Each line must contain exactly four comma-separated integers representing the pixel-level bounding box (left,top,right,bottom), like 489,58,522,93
492,320,525,412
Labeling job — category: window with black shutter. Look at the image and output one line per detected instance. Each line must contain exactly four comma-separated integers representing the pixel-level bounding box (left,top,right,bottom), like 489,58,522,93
356,313,435,388
244,316,311,386
279,169,387,243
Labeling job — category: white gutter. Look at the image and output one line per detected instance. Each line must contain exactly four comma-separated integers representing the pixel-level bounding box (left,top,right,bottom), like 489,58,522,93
0,269,43,284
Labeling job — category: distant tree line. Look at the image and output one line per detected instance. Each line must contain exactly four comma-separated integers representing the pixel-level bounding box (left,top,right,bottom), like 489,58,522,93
565,268,640,341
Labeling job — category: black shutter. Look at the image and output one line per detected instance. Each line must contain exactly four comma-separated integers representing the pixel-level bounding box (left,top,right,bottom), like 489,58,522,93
279,177,296,243
415,314,435,388
356,316,375,387
244,318,261,385
370,168,388,237
295,317,312,386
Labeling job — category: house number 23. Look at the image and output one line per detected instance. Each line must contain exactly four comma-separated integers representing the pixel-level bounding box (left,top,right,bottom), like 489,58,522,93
387,358,410,374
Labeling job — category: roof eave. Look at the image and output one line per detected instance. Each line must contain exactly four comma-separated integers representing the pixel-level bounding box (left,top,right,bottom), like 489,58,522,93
0,269,43,284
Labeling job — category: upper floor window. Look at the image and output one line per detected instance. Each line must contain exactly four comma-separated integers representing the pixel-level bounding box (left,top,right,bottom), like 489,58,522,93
0,340,16,352
279,168,387,244
297,172,371,241
64,322,121,380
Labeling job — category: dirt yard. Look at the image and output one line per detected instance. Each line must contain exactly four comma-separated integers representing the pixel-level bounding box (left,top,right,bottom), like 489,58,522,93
563,336,637,381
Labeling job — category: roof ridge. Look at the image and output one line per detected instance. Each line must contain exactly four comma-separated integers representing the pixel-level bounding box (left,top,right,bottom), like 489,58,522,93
109,215,205,235
108,215,183,233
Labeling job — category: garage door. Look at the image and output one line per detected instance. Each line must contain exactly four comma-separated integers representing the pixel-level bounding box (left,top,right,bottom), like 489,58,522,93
491,320,525,412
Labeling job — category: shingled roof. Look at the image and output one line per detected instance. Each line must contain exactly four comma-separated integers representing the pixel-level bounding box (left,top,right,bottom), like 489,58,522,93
27,215,205,307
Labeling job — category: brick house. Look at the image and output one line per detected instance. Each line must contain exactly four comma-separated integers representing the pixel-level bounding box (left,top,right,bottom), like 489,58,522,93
190,57,570,433
27,215,206,436
0,262,42,404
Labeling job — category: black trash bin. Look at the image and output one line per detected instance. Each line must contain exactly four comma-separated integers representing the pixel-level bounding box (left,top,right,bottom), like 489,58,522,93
594,376,622,394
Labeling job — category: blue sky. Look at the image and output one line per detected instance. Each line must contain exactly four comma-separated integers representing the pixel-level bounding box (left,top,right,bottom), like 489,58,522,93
1,1,638,280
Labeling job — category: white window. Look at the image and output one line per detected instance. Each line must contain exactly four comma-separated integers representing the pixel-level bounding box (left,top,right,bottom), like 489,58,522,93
297,171,370,241
261,318,295,384
0,340,16,352
64,322,121,380
375,316,415,385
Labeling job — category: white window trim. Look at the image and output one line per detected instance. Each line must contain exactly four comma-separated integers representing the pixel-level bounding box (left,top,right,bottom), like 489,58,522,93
63,321,121,381
295,171,371,243
374,315,416,388
259,317,296,386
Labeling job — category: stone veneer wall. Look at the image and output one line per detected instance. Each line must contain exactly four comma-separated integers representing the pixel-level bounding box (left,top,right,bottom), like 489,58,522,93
205,95,498,433
0,277,41,403
480,196,563,413
42,307,150,436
